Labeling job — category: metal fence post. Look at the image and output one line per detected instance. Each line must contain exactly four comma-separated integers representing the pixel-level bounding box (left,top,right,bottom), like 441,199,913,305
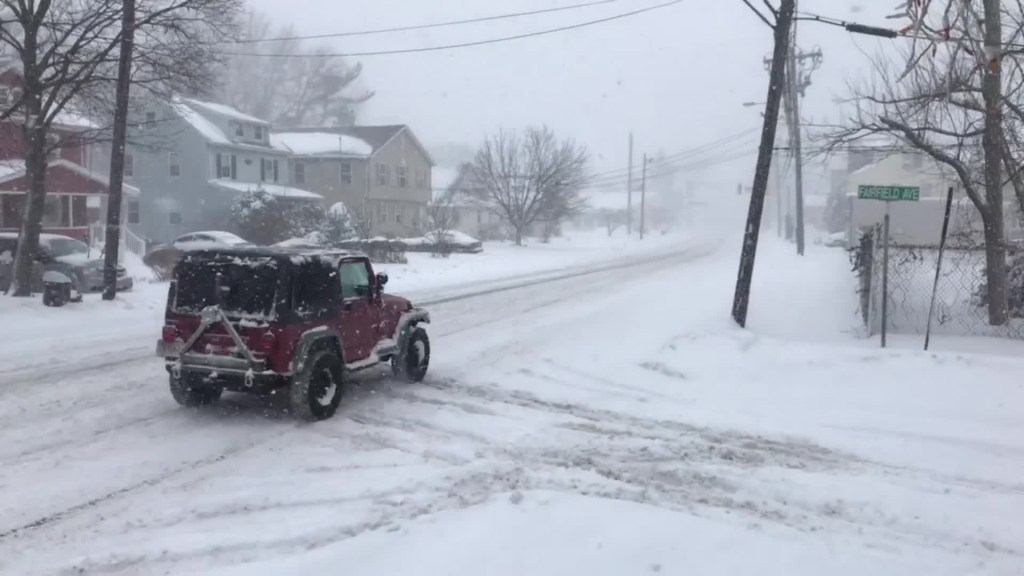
881,201,891,348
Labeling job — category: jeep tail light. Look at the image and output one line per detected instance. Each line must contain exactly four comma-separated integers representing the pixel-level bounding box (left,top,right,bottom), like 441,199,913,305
161,325,179,343
259,331,277,355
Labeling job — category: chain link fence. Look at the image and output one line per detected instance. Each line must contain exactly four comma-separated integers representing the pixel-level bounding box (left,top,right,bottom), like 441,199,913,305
851,226,1024,340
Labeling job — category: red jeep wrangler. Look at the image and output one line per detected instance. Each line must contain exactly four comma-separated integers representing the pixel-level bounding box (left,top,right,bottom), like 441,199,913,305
156,247,431,421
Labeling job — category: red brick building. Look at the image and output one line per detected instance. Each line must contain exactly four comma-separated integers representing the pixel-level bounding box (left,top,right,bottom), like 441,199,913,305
0,61,138,242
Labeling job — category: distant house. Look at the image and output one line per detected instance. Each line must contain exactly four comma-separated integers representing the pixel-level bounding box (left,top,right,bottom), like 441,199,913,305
0,59,140,242
123,97,322,243
431,163,504,240
277,125,432,237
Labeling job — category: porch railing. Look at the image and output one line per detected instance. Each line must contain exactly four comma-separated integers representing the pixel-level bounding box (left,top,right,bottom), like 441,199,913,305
88,223,147,263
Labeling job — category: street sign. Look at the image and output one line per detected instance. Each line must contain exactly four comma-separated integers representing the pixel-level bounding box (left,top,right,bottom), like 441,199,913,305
858,185,920,202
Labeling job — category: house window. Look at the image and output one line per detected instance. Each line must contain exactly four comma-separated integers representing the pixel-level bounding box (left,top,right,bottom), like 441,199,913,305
42,196,69,227
0,88,9,106
215,153,236,178
376,163,388,186
397,166,408,188
169,211,182,225
169,152,180,177
415,169,425,189
260,158,267,181
254,126,263,140
124,150,134,177
143,111,157,129
234,123,244,138
273,159,279,183
127,199,140,224
340,161,352,184
294,162,306,185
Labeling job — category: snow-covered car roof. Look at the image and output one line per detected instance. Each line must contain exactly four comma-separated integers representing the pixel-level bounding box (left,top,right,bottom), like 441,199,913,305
176,231,250,245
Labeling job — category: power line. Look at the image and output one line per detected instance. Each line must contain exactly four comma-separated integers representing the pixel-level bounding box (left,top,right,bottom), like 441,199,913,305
221,0,685,58
586,127,760,182
227,0,631,44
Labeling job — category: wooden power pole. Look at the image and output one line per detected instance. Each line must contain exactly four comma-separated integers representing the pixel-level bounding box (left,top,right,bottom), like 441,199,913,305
103,0,136,300
731,0,796,327
627,132,634,235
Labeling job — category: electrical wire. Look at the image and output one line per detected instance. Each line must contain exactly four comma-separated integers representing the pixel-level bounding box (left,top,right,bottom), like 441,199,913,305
221,0,684,58
585,127,760,182
227,0,631,44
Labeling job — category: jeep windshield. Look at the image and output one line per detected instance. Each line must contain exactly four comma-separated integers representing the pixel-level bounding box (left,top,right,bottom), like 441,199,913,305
173,255,280,319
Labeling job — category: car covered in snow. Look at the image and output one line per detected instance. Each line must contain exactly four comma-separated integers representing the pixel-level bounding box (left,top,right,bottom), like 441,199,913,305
0,232,133,293
144,231,253,280
156,246,431,421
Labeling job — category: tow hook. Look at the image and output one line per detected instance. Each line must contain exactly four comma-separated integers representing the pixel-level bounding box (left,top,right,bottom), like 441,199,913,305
171,361,182,380
244,369,255,388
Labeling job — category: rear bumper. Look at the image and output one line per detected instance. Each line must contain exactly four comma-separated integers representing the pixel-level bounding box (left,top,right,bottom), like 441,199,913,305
157,340,287,393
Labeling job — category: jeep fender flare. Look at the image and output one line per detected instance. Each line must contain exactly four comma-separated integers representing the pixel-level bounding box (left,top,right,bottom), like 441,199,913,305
394,309,430,354
291,326,345,375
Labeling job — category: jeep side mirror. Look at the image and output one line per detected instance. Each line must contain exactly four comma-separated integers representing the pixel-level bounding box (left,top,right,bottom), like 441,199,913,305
376,272,388,287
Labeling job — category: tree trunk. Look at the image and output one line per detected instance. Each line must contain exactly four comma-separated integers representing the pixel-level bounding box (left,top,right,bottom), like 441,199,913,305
514,226,523,246
103,0,137,300
10,120,47,297
731,0,796,327
982,0,1009,324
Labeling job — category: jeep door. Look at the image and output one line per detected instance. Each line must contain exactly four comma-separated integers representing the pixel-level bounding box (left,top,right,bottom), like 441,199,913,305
338,258,380,362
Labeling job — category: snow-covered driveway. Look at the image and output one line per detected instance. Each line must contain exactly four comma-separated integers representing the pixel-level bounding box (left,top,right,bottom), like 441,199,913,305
0,237,1021,576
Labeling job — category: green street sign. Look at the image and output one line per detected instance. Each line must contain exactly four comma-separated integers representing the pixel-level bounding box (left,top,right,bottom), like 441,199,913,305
858,185,920,202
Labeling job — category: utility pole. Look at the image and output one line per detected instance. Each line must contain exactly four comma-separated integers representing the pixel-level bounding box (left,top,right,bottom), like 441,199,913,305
762,14,822,256
627,132,634,235
103,0,136,300
732,0,796,328
640,153,648,240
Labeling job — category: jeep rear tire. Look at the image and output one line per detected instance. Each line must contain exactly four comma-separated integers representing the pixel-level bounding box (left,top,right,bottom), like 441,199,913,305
290,350,344,421
393,327,430,383
169,372,223,407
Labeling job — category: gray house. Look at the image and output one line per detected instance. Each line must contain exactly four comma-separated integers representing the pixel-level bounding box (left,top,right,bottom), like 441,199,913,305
124,97,322,243
275,125,432,237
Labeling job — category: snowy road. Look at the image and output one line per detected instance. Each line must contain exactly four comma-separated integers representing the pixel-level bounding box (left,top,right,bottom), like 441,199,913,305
1,237,1021,576
0,243,716,574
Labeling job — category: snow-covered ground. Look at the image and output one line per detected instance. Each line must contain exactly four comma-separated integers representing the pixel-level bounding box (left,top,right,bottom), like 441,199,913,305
0,223,1021,575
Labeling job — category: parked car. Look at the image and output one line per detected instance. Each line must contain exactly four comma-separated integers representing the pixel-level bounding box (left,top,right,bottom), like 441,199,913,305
156,246,431,421
0,232,133,294
172,231,252,250
144,231,253,280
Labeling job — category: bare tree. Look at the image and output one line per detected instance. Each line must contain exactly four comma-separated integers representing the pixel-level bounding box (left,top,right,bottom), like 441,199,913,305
214,11,372,128
351,204,374,240
601,209,625,237
425,190,460,257
0,0,240,297
469,126,590,246
823,0,1019,325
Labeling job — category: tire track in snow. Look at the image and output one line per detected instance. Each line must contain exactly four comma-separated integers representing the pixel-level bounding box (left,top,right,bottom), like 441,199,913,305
0,243,727,571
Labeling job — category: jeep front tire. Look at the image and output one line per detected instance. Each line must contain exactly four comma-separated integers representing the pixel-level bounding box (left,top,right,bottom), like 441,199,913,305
290,349,344,421
393,327,430,383
169,372,222,407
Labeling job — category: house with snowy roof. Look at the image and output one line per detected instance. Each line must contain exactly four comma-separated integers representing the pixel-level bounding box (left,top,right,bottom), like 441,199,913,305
0,58,141,243
276,125,432,237
122,96,323,243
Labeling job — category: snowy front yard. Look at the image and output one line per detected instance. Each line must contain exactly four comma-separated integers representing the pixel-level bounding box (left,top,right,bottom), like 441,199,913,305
0,231,1020,575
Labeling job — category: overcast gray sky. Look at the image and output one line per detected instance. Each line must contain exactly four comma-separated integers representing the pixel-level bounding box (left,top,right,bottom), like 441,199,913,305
246,0,900,185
